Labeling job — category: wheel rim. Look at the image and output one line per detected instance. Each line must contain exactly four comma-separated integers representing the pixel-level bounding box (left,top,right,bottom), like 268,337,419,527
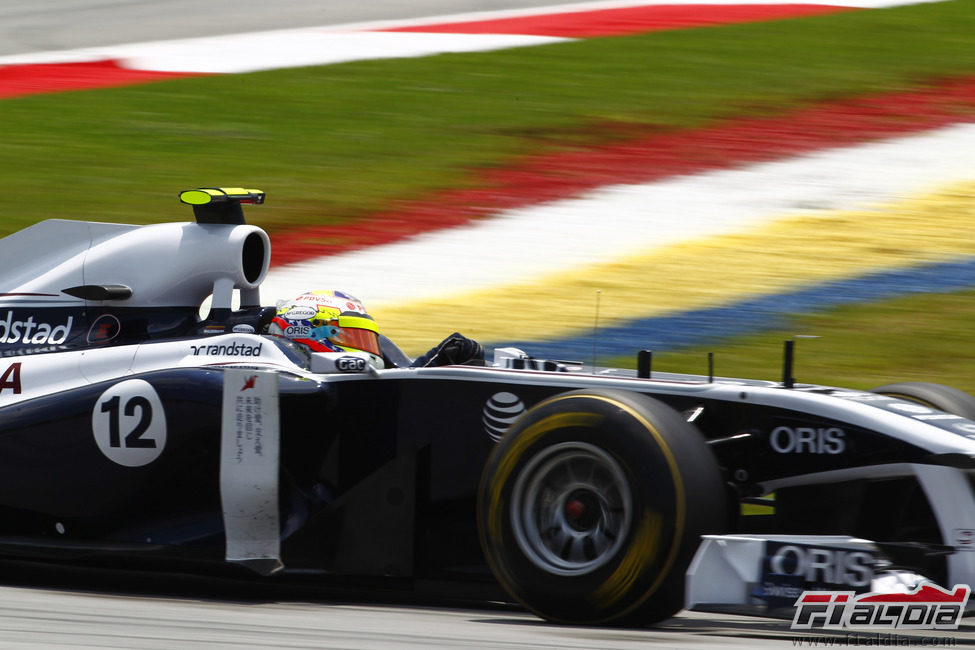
511,442,632,576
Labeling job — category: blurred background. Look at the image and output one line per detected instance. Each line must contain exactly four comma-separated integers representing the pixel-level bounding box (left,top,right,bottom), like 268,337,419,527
2,0,975,388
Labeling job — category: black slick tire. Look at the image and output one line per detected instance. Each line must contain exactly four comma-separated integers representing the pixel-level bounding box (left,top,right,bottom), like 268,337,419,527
870,382,975,419
477,389,726,626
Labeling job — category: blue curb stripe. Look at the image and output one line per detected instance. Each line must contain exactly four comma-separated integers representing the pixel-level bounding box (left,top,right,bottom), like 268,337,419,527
487,257,975,360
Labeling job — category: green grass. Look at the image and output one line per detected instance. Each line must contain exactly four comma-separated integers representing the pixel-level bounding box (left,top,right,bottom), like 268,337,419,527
2,0,975,235
5,2,975,390
606,289,975,394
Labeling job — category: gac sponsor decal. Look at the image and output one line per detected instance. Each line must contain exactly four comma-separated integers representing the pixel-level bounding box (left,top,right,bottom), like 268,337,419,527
482,392,526,442
791,582,970,630
770,425,845,454
91,379,167,467
190,341,263,357
0,362,21,395
0,311,72,345
335,356,367,372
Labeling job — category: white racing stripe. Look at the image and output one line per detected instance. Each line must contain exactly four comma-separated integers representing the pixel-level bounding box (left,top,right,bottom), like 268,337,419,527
261,122,975,306
0,0,940,71
120,33,567,74
307,0,944,32
0,32,568,72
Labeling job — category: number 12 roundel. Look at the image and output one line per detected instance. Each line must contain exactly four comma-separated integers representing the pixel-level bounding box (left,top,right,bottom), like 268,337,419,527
92,379,167,467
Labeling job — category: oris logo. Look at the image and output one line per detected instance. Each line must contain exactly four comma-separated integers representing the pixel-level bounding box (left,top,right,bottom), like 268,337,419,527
769,543,874,587
770,426,845,454
284,324,310,337
336,356,366,372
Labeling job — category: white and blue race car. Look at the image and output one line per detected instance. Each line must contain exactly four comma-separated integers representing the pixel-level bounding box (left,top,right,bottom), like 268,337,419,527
0,187,973,626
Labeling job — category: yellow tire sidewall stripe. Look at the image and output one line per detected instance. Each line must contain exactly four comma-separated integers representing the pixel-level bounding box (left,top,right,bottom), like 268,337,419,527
484,392,686,623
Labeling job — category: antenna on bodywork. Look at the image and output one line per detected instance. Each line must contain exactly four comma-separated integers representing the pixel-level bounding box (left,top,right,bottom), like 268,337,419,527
782,340,795,388
783,335,820,388
637,350,652,379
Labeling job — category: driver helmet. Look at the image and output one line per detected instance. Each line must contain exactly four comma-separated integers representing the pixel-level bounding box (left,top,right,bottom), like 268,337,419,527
269,290,383,367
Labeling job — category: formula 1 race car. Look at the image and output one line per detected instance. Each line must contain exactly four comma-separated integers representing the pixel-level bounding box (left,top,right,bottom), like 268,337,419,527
2,187,975,627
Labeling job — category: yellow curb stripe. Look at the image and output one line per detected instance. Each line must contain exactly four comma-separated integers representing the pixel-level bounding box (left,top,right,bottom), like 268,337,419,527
374,179,975,354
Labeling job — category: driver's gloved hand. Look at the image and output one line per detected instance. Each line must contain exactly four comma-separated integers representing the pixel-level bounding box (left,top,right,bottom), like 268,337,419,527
412,332,484,367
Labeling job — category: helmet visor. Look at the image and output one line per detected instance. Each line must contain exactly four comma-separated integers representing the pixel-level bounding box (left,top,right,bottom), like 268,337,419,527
330,313,381,357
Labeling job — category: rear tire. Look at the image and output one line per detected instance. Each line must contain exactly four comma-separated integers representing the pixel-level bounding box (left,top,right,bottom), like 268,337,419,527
477,389,726,626
869,382,975,419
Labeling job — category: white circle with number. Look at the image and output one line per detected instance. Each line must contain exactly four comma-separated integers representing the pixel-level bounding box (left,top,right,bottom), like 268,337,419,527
92,379,167,467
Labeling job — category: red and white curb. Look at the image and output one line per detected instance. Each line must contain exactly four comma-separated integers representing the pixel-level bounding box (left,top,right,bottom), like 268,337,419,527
0,0,936,74
261,122,975,306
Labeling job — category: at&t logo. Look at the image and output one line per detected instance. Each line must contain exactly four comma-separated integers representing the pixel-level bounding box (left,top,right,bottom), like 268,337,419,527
482,392,526,442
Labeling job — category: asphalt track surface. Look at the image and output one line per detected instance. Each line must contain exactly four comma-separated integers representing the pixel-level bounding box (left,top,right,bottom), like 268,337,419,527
4,1,974,648
6,578,975,650
3,565,975,649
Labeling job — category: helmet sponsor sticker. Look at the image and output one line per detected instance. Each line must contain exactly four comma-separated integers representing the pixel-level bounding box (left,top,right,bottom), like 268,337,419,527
284,306,317,320
283,324,310,338
91,379,167,467
292,291,367,314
